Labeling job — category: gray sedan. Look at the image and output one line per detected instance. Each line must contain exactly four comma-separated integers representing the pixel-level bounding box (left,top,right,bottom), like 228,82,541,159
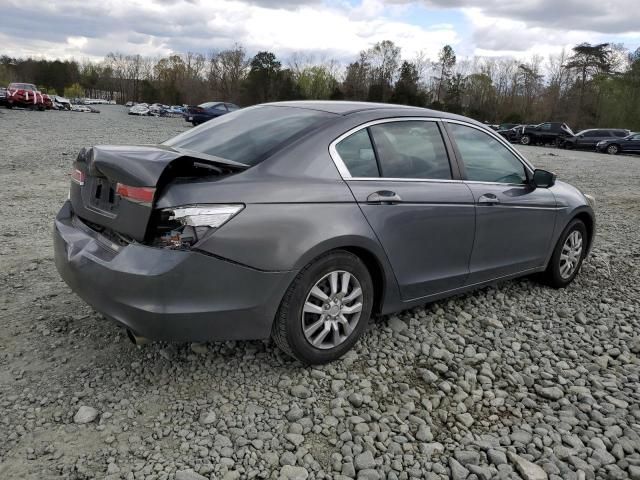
54,101,596,364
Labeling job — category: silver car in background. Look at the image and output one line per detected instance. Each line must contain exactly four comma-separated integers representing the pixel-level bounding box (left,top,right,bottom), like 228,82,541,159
54,101,595,364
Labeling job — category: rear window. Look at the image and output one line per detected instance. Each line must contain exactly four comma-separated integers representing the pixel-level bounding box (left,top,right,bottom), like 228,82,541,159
164,106,334,166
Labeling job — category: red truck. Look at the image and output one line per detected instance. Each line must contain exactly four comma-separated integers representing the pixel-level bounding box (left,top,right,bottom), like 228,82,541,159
5,83,51,110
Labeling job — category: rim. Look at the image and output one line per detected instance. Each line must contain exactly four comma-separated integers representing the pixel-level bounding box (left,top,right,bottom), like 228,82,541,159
301,270,363,350
608,145,618,154
521,136,530,145
559,230,583,279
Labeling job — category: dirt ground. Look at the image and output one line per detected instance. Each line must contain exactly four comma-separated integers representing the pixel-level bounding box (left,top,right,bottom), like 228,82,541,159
0,105,639,480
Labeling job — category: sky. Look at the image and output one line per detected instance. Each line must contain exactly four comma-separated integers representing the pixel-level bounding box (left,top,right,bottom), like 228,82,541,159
0,0,638,63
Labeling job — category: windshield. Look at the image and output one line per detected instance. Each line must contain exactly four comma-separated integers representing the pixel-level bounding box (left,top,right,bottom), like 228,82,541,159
9,83,36,91
199,102,219,108
164,105,335,166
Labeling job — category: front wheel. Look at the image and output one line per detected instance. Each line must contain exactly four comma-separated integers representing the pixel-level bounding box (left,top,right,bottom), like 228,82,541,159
272,250,374,364
541,219,587,288
520,135,531,145
607,144,619,155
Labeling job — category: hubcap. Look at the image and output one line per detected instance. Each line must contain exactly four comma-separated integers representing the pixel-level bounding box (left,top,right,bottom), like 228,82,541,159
301,270,363,350
559,230,583,279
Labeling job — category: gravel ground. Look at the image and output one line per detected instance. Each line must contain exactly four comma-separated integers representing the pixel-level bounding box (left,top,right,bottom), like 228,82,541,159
1,105,639,480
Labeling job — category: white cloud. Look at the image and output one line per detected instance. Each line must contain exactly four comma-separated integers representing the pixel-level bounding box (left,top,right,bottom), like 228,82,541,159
0,0,637,63
0,0,458,62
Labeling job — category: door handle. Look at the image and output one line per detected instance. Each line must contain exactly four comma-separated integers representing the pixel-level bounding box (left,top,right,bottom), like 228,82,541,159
367,190,402,204
477,193,500,205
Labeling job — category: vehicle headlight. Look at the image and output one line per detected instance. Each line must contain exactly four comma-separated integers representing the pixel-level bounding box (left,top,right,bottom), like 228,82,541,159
584,194,596,208
151,204,244,249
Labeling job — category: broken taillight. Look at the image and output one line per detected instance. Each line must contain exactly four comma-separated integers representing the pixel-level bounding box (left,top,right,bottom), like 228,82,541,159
71,169,85,185
115,183,156,205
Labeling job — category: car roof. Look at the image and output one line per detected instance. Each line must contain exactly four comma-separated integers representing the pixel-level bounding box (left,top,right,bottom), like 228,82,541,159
263,100,453,117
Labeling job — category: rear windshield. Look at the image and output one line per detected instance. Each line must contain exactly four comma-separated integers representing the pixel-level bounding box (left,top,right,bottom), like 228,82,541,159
164,105,334,166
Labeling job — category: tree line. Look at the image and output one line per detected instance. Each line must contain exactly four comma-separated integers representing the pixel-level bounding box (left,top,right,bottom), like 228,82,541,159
1,41,639,130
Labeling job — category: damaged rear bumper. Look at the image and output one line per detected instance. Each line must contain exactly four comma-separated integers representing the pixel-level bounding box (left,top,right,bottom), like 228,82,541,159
53,201,294,341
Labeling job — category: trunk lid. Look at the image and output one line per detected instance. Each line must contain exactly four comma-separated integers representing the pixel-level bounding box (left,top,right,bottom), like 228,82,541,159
70,144,247,241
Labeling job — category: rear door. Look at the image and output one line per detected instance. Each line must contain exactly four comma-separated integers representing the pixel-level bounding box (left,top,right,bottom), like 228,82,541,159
577,130,601,148
626,133,640,152
444,121,557,284
331,118,475,300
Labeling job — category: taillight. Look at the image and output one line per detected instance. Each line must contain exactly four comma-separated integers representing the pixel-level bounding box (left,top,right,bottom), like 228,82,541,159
116,183,155,205
71,169,85,185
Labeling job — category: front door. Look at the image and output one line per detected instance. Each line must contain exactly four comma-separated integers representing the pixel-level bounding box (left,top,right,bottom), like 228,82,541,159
445,122,558,284
332,119,476,300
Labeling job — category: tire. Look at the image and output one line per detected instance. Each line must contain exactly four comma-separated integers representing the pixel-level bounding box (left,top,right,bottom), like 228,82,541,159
191,121,198,127
271,250,374,364
606,144,619,155
541,219,587,288
5,103,12,109
520,135,531,145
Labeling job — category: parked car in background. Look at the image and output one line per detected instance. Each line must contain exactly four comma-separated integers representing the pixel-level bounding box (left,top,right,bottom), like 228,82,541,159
596,132,640,155
561,128,630,150
125,101,135,107
520,122,573,146
129,103,150,115
184,101,239,126
53,96,72,110
5,83,46,109
53,101,595,364
497,124,523,143
0,87,7,106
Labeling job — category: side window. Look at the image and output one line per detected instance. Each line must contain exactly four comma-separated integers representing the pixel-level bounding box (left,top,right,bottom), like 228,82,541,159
226,104,239,111
448,123,527,184
335,129,379,177
213,104,227,111
583,131,599,137
368,121,451,179
614,131,627,137
541,123,551,130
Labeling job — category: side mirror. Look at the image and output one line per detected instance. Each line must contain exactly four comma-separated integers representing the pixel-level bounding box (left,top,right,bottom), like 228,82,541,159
532,169,556,188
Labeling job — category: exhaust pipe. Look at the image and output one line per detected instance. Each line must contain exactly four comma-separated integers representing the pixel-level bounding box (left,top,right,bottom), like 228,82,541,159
127,329,150,345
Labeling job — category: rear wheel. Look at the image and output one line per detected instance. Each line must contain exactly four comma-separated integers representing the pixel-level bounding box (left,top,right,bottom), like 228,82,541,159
272,250,373,364
520,135,531,145
541,219,587,288
607,144,619,155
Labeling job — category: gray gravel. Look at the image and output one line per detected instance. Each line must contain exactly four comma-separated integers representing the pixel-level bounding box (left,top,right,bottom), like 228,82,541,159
1,105,639,479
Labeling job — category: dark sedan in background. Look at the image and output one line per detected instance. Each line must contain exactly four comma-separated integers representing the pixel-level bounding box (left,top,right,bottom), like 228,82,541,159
596,132,640,155
562,128,630,150
184,101,239,126
54,101,595,364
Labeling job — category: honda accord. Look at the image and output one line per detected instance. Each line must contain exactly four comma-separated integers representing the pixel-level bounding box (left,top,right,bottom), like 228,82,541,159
54,101,596,364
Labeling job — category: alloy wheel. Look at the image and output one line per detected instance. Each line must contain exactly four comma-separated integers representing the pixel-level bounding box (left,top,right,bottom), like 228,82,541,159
301,270,363,350
559,230,583,279
607,145,618,155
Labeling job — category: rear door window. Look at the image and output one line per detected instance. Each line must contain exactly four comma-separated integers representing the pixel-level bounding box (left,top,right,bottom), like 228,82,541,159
368,121,452,179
